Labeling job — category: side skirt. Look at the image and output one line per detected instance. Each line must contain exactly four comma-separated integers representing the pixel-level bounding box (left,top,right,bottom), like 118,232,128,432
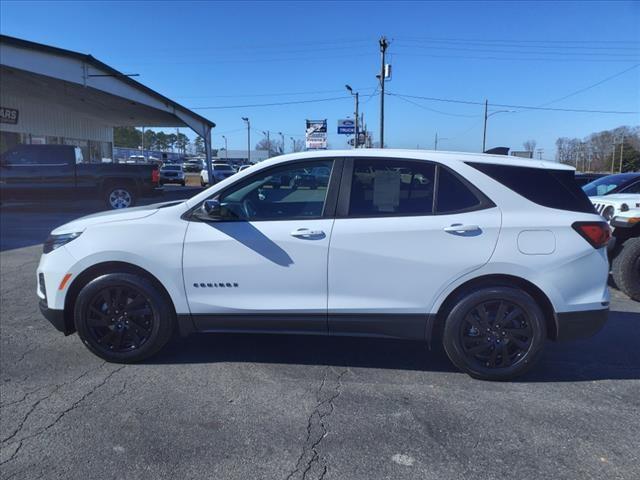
177,313,435,342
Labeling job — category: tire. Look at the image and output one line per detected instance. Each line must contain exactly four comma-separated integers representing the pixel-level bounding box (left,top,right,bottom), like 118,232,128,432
74,273,175,363
611,237,640,301
105,185,135,209
442,286,546,381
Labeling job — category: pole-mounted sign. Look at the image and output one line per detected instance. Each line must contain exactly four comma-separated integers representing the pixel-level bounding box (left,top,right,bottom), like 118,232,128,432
305,119,327,149
337,119,355,135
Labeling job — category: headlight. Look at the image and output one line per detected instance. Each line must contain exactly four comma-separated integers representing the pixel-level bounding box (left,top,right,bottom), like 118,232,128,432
602,206,615,221
620,203,629,212
43,232,82,254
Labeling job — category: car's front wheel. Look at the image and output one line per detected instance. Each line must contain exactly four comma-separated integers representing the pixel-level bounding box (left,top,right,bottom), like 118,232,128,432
611,237,640,301
442,286,546,381
74,273,175,363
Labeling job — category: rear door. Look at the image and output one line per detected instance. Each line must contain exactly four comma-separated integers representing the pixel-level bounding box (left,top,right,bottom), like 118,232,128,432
327,157,501,339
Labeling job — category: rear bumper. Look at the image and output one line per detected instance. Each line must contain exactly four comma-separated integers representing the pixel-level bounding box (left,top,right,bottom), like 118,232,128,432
555,308,608,341
39,299,74,335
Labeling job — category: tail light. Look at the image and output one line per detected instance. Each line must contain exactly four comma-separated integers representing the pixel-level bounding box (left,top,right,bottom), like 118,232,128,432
152,168,160,184
572,221,611,249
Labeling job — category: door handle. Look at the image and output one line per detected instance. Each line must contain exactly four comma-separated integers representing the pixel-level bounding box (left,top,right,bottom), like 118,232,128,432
290,228,325,239
443,224,480,233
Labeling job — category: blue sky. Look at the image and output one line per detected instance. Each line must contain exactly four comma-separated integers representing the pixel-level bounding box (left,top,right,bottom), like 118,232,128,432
1,0,639,158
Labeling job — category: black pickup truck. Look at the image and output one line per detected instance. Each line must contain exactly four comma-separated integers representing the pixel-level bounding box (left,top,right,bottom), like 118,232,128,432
0,144,162,209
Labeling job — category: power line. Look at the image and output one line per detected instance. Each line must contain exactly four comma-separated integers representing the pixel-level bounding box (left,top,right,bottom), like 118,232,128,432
175,86,376,100
191,95,351,110
537,63,640,107
393,43,640,58
392,52,639,63
391,94,479,118
385,92,639,114
396,35,640,45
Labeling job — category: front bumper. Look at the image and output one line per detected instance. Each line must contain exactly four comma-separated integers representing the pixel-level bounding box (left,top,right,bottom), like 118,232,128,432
39,299,74,335
555,308,608,341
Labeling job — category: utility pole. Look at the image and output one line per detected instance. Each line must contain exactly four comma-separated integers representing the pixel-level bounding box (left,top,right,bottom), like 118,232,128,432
378,36,389,148
434,132,438,151
610,140,616,174
482,99,488,153
242,117,250,163
346,85,359,148
278,132,285,154
222,135,228,161
619,133,625,173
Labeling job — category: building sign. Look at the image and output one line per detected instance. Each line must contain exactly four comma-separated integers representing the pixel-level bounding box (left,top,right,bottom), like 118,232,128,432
337,119,355,135
0,107,19,125
306,119,327,149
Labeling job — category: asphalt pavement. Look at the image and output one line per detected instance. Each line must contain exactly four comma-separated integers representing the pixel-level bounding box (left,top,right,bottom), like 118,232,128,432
0,200,639,480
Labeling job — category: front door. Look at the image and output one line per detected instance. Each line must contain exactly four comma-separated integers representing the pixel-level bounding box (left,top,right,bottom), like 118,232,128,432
182,158,340,334
328,158,501,339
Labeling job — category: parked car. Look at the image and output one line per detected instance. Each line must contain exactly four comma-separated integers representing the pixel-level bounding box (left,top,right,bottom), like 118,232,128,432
589,193,640,300
582,172,640,197
238,164,252,172
159,164,186,186
37,150,610,380
574,172,607,187
200,162,236,186
291,166,331,190
183,159,204,173
1,144,162,209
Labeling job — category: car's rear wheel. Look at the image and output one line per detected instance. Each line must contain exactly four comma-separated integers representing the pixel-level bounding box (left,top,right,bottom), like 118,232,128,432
106,185,135,209
612,237,640,301
74,273,175,363
443,286,546,381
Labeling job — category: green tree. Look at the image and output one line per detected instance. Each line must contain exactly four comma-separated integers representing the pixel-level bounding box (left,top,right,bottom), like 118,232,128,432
620,142,640,172
114,126,142,148
155,131,169,151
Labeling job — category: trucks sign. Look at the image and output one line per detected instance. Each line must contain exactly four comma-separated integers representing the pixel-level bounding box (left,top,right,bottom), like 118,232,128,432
0,107,19,125
337,119,355,135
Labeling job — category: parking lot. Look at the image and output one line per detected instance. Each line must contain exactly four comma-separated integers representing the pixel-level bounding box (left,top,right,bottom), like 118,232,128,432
0,196,638,480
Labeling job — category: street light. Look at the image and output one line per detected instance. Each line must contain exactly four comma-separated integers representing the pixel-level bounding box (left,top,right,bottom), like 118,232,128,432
221,135,228,161
482,99,515,152
290,136,296,152
277,132,285,154
345,84,359,148
242,117,250,163
262,130,271,157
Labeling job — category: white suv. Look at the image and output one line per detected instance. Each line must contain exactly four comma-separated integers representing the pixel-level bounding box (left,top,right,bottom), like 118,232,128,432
37,150,611,380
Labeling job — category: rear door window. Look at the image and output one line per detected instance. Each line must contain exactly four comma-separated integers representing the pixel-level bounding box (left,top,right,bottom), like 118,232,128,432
349,158,436,216
436,167,483,214
468,162,595,213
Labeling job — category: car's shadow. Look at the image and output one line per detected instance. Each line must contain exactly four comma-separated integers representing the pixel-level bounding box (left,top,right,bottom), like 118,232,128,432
150,309,640,382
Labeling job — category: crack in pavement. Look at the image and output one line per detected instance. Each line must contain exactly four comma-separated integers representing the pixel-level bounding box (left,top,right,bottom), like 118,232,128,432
0,362,124,464
285,367,347,480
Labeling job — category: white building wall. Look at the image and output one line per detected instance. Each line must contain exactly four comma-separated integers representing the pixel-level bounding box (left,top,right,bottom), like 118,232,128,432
0,91,112,143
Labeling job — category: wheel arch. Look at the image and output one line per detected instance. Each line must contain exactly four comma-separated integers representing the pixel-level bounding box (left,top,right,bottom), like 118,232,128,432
431,274,558,343
63,261,178,335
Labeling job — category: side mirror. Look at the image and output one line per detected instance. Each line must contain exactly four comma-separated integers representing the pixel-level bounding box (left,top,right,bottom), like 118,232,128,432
200,199,222,220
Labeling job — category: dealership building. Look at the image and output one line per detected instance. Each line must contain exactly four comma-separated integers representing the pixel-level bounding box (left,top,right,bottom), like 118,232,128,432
0,35,215,164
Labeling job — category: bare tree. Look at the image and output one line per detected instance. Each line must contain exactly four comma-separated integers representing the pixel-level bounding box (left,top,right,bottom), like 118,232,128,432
292,139,305,152
523,139,537,152
255,138,282,158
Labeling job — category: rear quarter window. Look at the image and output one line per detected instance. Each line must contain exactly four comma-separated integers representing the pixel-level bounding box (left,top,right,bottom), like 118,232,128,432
467,162,595,214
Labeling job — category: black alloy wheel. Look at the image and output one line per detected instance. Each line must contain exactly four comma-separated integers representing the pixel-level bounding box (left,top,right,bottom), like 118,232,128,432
443,286,546,380
86,286,154,353
459,300,533,369
75,273,175,362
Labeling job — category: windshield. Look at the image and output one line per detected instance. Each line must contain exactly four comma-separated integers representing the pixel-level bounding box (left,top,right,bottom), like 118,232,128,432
582,174,637,197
